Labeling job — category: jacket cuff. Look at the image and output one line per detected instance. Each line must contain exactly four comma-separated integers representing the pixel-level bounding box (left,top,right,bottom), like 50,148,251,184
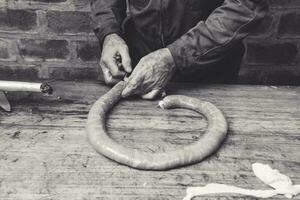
94,22,122,47
167,39,189,71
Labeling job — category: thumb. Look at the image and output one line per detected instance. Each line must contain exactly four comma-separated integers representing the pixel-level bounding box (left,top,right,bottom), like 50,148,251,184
119,47,132,73
141,89,162,100
122,75,143,98
101,62,120,85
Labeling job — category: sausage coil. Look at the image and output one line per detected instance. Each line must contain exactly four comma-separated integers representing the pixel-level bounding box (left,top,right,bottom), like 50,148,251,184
86,81,228,170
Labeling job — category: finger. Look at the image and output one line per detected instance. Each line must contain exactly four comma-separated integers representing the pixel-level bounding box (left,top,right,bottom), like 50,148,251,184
105,73,120,85
101,62,121,85
141,89,162,100
103,55,126,78
122,74,144,98
118,48,132,73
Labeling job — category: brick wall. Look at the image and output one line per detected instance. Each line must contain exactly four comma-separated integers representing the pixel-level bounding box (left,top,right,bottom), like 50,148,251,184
240,0,300,85
0,0,299,85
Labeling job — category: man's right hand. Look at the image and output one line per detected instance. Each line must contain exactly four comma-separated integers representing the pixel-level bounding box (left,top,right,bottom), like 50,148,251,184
100,33,132,85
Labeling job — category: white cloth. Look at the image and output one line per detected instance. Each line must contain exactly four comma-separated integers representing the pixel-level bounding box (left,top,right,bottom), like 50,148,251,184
184,163,300,200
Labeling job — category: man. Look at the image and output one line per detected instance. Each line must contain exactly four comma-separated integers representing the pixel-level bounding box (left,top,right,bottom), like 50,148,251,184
90,0,268,99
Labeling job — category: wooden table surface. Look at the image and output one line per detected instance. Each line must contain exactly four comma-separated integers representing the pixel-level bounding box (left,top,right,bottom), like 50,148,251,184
0,81,299,200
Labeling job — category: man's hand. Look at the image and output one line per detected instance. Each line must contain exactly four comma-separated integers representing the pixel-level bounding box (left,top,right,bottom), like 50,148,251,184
122,48,176,99
100,33,132,85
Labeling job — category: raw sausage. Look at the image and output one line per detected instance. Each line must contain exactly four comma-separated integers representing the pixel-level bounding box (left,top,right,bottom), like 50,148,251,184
86,81,228,170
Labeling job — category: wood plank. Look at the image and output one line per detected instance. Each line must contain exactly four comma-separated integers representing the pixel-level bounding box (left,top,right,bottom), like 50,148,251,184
0,81,299,200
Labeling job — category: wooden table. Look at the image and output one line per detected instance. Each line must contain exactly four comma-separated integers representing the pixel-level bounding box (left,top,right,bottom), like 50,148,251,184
0,81,299,200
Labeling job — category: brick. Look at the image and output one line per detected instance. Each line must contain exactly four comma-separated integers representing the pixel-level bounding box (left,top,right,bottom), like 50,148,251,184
49,67,97,80
249,12,274,37
0,39,17,61
31,0,67,2
0,40,9,59
6,0,90,12
239,67,300,85
46,11,91,33
0,65,40,80
246,42,298,65
19,39,69,61
278,12,300,37
73,0,91,11
0,9,37,31
268,0,300,8
76,41,100,62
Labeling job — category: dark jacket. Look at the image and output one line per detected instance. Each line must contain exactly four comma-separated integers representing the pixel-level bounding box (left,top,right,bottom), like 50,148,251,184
91,0,268,82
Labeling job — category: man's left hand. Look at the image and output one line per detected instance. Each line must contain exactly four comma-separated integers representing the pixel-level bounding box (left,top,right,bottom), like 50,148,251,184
122,48,176,99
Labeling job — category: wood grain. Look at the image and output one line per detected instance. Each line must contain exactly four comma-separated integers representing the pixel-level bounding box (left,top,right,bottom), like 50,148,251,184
0,81,299,200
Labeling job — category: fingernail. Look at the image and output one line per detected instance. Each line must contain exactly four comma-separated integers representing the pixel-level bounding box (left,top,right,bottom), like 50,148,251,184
124,66,131,73
121,87,130,97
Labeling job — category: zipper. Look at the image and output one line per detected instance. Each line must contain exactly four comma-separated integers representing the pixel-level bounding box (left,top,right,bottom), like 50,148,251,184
125,0,130,17
160,0,166,47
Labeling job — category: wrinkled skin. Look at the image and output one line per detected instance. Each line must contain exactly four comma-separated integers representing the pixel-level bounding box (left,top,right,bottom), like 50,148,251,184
122,48,176,99
100,33,176,99
100,33,132,85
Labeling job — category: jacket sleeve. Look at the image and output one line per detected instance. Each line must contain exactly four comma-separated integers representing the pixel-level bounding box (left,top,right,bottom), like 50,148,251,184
90,0,126,45
167,0,268,70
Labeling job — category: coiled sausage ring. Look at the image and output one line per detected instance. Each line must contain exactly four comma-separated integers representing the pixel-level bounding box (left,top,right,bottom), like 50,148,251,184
86,81,228,170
